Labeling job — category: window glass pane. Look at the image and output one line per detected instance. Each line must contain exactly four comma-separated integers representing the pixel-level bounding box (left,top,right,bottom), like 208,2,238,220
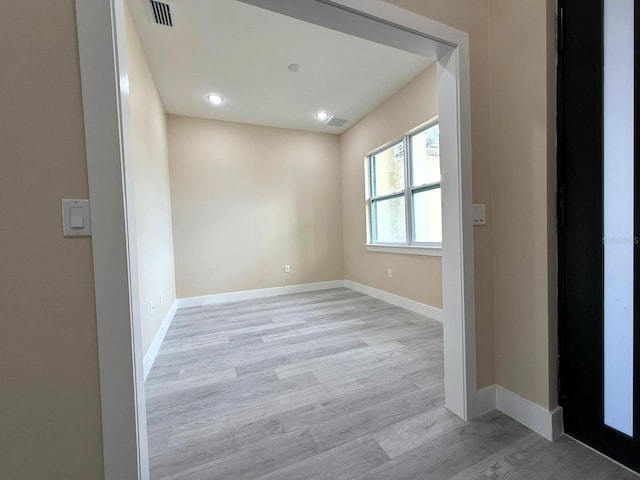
372,196,406,243
413,188,442,243
371,142,405,197
411,125,440,187
603,0,634,437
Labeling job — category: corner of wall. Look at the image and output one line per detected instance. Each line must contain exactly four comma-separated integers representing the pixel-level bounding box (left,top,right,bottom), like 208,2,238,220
337,65,442,309
473,384,563,441
124,4,177,357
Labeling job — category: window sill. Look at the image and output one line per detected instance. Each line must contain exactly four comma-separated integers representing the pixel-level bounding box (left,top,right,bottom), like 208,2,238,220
365,244,442,257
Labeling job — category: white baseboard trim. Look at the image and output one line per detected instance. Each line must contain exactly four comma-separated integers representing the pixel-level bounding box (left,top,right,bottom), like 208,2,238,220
496,386,563,441
472,384,563,441
177,280,346,309
143,299,177,381
471,384,498,419
177,279,443,322
343,280,443,322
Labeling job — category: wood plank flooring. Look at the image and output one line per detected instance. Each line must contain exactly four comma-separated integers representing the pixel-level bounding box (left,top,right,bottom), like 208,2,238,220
145,288,637,479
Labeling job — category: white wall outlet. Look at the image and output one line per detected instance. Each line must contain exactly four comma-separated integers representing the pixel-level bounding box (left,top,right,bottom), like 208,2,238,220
285,265,291,273
387,268,393,278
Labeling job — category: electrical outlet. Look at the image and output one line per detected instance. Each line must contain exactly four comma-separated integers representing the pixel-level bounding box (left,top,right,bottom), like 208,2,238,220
387,268,393,278
285,265,291,273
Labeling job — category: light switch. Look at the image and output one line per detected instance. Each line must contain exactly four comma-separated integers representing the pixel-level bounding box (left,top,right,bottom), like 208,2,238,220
70,207,84,228
473,204,487,226
62,199,92,237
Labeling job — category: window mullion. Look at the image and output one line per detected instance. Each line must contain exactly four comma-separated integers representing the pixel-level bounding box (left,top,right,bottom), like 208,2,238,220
369,156,376,242
371,191,405,202
370,198,377,243
370,156,376,198
404,135,412,245
411,182,441,194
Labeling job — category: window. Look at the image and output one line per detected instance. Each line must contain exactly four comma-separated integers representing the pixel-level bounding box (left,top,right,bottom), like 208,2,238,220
367,122,441,251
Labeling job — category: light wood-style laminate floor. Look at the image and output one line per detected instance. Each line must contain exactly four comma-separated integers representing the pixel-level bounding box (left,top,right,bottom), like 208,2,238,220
146,288,637,480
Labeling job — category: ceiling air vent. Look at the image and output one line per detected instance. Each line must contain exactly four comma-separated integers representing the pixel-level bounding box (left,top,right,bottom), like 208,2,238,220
324,115,350,128
149,0,173,27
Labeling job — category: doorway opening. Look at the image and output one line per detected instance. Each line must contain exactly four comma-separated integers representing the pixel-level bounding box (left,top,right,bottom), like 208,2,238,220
74,1,476,478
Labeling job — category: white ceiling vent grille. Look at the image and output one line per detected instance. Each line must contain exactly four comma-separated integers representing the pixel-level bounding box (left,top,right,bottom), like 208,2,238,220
324,115,350,128
149,0,173,27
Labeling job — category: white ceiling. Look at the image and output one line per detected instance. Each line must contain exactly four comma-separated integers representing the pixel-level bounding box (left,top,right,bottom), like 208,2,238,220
128,0,432,134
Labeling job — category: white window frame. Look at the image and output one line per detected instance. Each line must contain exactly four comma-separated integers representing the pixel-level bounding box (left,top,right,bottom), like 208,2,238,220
366,121,442,255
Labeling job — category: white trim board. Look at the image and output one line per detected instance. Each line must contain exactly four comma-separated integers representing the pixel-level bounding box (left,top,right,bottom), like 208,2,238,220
471,384,499,419
75,1,149,478
343,280,443,322
177,280,346,308
473,385,563,441
176,279,444,323
143,300,177,380
178,280,444,320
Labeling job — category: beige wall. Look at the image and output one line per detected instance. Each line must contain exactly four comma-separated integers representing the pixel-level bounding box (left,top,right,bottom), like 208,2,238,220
167,116,344,298
126,6,177,355
488,0,558,409
387,0,557,407
0,2,104,479
340,65,443,309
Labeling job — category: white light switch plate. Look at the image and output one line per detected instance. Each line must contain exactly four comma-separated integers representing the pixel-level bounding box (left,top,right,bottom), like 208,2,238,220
473,204,487,226
62,199,92,237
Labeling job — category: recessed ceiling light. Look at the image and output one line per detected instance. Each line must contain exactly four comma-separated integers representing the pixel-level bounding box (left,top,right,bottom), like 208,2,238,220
316,111,330,121
207,94,224,105
288,63,300,72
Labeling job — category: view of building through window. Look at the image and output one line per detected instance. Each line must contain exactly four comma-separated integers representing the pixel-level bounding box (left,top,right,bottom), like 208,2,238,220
411,125,441,243
370,141,406,242
368,122,441,246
